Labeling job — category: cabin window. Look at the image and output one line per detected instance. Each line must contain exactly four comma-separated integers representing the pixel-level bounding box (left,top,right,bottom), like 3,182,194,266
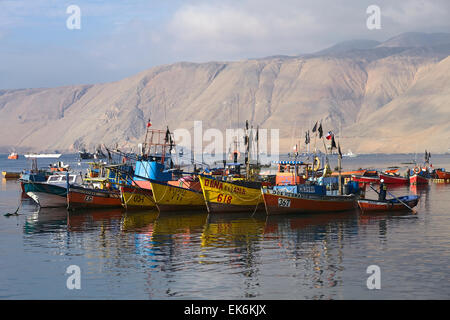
48,176,60,182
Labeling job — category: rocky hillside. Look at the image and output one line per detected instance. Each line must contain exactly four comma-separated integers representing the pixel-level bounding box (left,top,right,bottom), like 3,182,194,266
0,32,449,154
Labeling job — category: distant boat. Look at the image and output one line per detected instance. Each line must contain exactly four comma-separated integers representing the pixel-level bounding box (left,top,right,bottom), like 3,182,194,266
2,171,21,179
78,149,94,159
24,153,61,158
7,152,19,160
435,168,450,180
343,150,357,158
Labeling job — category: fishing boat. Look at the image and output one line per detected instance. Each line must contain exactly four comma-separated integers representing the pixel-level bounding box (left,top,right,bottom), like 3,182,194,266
378,173,409,185
78,148,94,160
7,152,19,160
410,174,429,185
120,185,156,210
24,153,61,158
261,185,357,215
23,174,79,207
133,127,180,190
19,158,52,192
2,171,21,179
358,195,419,212
199,175,264,213
435,168,450,180
150,179,206,212
343,150,357,158
68,163,134,210
67,185,122,210
352,174,380,184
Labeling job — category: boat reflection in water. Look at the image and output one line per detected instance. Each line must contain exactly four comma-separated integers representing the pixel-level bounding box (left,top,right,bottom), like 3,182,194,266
19,198,419,299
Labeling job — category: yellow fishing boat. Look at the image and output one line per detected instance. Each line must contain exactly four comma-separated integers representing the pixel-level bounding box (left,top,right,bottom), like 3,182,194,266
198,175,264,214
2,171,21,179
120,185,156,210
150,179,206,212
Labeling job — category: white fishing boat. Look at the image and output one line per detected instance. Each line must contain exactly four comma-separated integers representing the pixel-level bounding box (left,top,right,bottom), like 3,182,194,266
24,153,62,158
343,150,357,158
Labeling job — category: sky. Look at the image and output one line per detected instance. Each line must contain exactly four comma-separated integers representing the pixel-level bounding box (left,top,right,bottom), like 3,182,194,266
0,0,449,89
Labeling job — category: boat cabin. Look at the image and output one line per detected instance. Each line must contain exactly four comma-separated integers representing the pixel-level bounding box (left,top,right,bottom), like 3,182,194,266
274,161,311,186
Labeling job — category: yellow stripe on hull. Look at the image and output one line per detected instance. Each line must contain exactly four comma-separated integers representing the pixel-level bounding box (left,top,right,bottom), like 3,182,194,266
120,186,156,209
150,181,206,211
198,176,263,213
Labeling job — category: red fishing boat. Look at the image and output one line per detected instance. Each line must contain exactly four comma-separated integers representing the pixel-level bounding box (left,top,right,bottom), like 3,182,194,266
261,188,357,215
409,174,429,185
7,152,19,160
358,195,419,212
351,175,380,184
379,173,409,185
435,169,450,180
67,185,123,210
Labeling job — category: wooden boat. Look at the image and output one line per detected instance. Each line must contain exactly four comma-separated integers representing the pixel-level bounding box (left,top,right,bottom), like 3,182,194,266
409,173,429,185
120,185,156,210
261,187,357,215
352,174,380,184
2,171,21,179
379,173,409,185
23,174,78,207
67,185,122,210
150,179,206,212
199,175,264,214
435,169,450,180
7,152,19,160
358,195,419,212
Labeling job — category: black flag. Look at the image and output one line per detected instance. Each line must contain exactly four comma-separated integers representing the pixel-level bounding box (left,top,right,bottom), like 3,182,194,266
318,122,323,138
305,131,310,144
338,142,342,159
312,122,317,133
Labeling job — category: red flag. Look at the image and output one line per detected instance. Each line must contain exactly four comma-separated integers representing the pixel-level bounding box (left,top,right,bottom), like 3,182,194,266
326,131,333,140
147,119,152,127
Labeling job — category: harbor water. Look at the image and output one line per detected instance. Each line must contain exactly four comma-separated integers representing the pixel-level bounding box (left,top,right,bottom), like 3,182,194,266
0,154,449,299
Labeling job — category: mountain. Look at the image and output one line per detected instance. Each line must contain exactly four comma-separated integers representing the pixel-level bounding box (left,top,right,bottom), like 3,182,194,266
0,32,449,154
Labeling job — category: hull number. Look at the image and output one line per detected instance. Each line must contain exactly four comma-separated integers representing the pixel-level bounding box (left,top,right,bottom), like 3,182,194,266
278,198,291,208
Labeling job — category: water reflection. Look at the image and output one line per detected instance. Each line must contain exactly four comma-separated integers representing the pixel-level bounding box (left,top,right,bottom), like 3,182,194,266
16,194,428,299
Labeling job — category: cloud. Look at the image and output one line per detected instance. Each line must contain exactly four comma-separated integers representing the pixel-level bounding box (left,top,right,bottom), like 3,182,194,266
1,0,449,89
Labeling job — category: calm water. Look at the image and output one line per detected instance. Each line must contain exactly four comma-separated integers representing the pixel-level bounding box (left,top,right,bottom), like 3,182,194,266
0,154,449,299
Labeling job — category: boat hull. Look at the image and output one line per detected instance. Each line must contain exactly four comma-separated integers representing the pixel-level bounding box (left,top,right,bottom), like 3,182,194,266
23,182,67,208
358,196,419,212
409,174,428,185
262,188,357,215
352,175,380,184
120,185,156,209
150,180,206,212
379,173,409,185
435,170,450,180
67,186,122,210
199,176,264,214
2,171,21,179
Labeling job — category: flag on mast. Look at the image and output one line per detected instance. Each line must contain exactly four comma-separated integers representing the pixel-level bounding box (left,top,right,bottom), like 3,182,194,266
318,122,323,139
